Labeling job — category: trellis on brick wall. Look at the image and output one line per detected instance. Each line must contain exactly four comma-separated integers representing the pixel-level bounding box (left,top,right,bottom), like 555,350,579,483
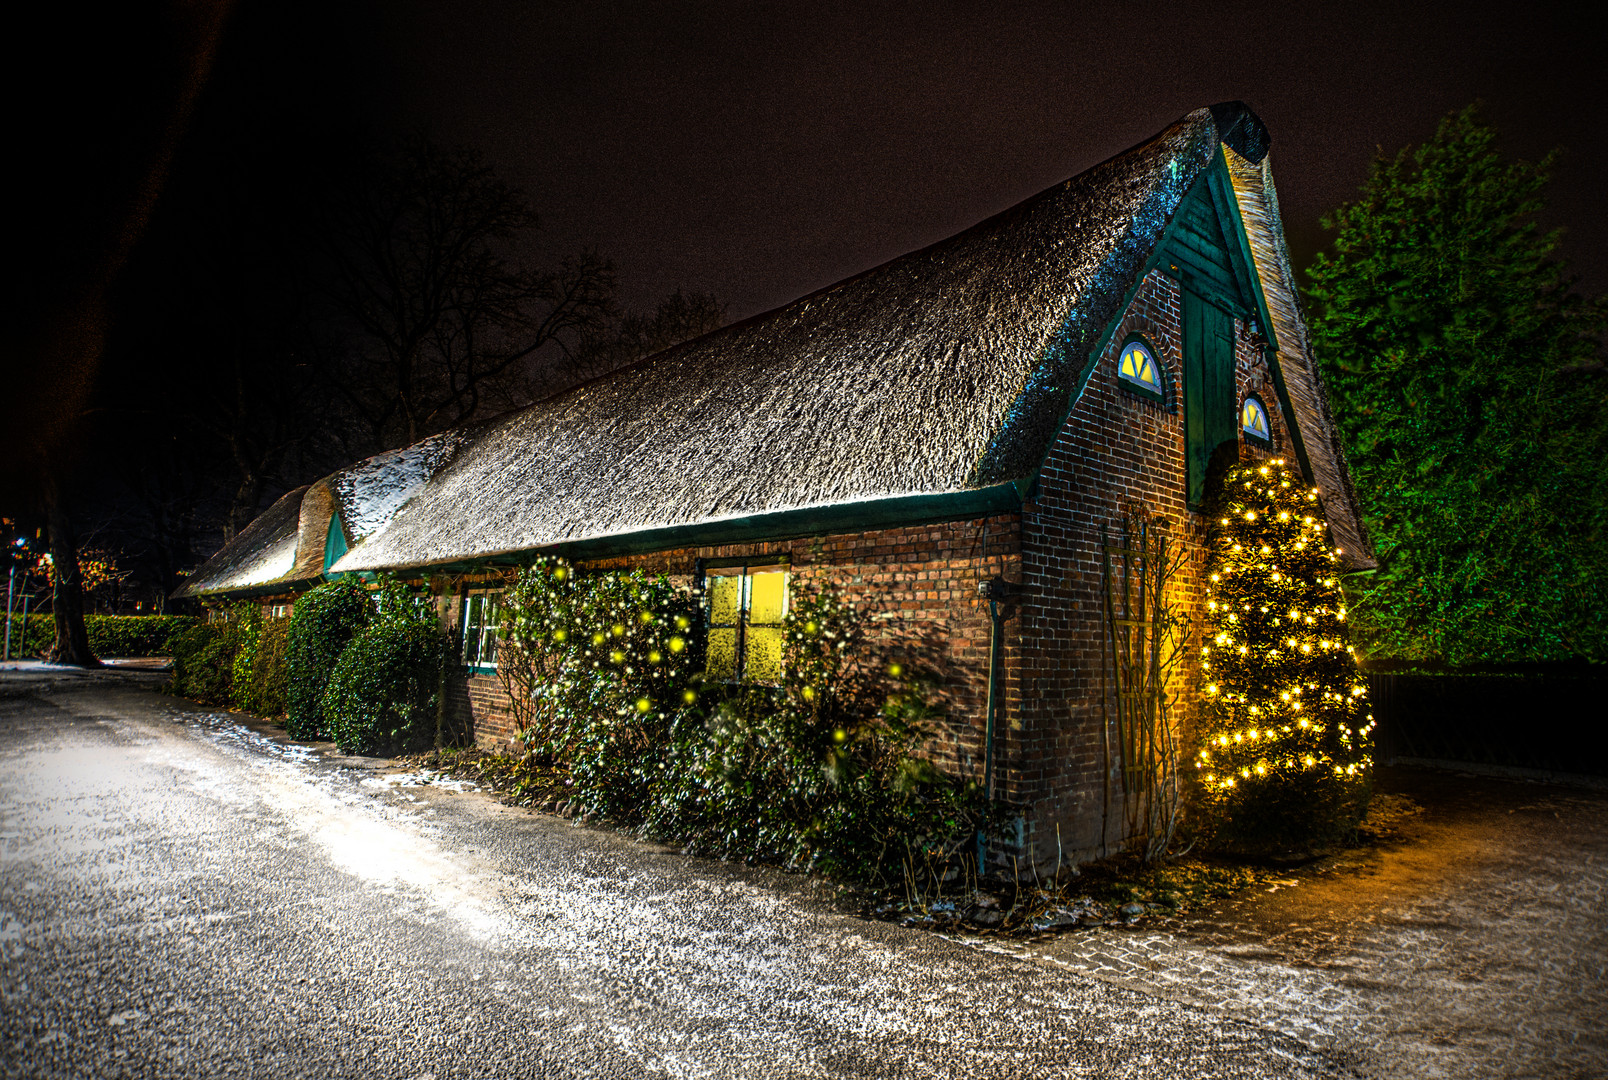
1100,510,1189,862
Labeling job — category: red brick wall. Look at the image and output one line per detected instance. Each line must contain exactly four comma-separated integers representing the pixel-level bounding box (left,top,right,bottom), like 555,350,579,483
1009,270,1294,866
450,518,1023,775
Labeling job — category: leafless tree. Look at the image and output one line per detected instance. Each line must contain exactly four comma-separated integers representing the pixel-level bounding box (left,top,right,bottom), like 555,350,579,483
537,289,728,398
325,143,619,451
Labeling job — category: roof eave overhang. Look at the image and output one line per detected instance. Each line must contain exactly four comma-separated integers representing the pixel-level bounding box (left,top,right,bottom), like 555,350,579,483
332,482,1028,576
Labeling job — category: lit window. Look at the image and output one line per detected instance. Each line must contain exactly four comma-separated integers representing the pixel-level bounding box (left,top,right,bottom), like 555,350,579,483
1241,395,1272,444
462,590,504,671
1117,338,1163,395
706,565,788,684
270,603,291,619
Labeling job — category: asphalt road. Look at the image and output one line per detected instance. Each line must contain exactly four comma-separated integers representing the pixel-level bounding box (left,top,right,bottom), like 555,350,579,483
0,682,1352,1079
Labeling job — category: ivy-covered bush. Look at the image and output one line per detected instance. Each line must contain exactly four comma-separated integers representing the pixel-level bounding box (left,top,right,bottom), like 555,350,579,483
246,616,292,717
229,605,265,713
499,559,702,818
169,622,242,706
322,581,446,755
1194,460,1374,852
1,614,199,658
497,559,994,888
285,581,372,739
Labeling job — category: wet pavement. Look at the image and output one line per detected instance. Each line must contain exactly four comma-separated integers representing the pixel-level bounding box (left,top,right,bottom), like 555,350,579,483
985,772,1608,1079
1,678,1601,1078
1,682,1348,1079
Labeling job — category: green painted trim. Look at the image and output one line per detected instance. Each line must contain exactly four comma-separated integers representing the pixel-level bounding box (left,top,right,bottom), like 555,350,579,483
554,486,1024,562
322,513,349,575
185,575,321,602
379,485,1024,576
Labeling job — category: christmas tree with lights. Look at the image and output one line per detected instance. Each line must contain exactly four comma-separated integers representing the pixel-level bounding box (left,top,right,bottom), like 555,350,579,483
1195,459,1373,850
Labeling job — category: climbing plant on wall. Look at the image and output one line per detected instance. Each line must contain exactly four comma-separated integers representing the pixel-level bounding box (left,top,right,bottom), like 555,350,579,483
1195,460,1374,851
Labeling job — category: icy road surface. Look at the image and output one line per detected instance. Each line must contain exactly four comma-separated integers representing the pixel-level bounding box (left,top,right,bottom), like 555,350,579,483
0,684,1348,1079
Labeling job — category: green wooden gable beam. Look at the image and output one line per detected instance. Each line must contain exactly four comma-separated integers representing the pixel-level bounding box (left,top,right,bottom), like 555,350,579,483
1039,151,1318,496
1203,148,1318,487
322,512,350,579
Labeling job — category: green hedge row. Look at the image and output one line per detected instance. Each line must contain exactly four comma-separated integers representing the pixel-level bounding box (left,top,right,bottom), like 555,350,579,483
168,611,292,713
1,614,201,658
168,581,446,757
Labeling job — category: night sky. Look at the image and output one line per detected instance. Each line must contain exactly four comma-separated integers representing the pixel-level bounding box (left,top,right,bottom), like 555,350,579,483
349,0,1607,320
6,0,1604,539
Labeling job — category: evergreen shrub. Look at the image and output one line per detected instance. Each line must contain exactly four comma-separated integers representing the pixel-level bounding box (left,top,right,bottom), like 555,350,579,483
169,622,241,706
247,616,292,717
2,614,199,658
229,605,265,713
322,581,445,755
1194,460,1374,852
284,581,371,739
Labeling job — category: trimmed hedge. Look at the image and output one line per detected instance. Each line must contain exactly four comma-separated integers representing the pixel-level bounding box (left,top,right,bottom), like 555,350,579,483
247,617,292,718
322,583,445,755
284,581,372,739
169,623,241,706
1,614,200,658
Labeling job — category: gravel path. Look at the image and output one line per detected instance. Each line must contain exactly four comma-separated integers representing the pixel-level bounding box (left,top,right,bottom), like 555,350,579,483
1,684,1350,1079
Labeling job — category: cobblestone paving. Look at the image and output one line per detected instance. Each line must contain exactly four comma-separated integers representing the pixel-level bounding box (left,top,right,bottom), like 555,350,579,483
974,774,1608,1079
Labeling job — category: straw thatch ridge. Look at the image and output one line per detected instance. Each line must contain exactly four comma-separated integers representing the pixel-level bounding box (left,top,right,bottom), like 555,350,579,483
331,110,1228,574
172,431,470,600
1225,147,1375,568
172,486,307,599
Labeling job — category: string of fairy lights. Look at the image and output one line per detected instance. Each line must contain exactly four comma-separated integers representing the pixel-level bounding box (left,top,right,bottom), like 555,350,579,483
1196,459,1373,802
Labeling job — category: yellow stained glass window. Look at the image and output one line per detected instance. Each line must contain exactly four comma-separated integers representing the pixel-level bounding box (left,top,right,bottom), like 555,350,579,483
1242,397,1270,440
748,571,786,624
707,628,738,680
1118,340,1161,392
744,626,784,683
704,564,788,684
709,574,742,625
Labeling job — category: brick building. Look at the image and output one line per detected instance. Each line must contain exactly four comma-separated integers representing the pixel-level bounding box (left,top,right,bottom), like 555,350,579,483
176,103,1372,868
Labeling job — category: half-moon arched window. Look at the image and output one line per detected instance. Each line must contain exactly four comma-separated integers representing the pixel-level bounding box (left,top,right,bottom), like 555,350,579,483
1241,395,1272,445
1117,337,1162,397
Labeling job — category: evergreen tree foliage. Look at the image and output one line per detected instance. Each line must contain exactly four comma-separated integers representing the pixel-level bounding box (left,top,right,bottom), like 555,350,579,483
1305,105,1608,664
1195,460,1373,851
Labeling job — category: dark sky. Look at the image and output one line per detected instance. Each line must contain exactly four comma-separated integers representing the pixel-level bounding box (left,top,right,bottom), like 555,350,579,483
339,0,1606,320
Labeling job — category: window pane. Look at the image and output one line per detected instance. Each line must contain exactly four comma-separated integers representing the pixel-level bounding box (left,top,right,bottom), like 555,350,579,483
744,626,784,684
709,574,742,626
708,628,738,680
748,571,787,625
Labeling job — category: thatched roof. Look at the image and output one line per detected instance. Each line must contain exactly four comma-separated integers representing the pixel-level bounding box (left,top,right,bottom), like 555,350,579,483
186,103,1370,592
1224,148,1374,568
172,432,467,600
171,486,307,599
335,107,1314,573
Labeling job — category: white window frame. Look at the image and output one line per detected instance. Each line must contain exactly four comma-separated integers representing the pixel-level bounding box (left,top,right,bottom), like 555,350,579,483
461,589,505,672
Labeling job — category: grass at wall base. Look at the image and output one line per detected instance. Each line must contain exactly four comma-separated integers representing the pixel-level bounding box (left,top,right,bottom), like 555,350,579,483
1194,460,1375,855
